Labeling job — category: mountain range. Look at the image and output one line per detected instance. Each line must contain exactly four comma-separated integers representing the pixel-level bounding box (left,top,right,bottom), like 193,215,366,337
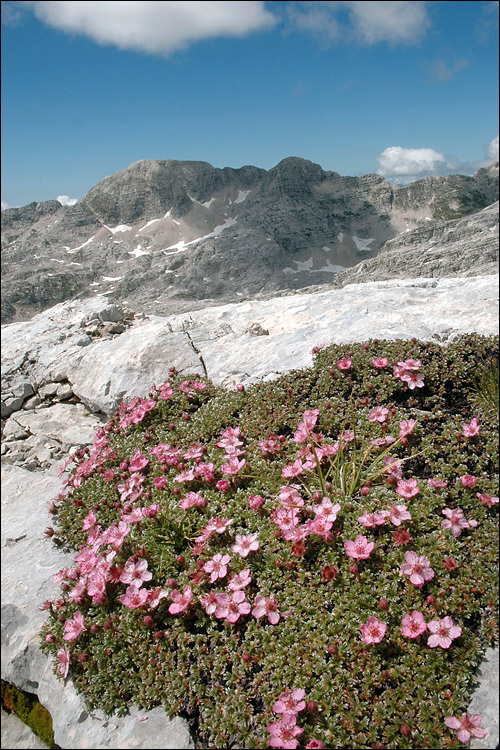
1,157,498,323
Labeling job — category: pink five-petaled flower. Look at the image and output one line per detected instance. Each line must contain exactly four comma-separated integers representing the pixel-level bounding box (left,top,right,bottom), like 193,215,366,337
63,611,86,641
357,511,388,528
249,494,265,509
442,507,476,538
305,742,326,749
82,510,97,530
400,551,435,588
214,590,251,623
221,455,246,476
385,504,412,526
445,713,487,743
396,478,420,499
344,535,374,560
337,357,352,370
461,474,477,488
427,616,462,648
401,610,427,639
399,419,416,438
232,532,260,558
400,370,425,390
360,616,387,645
168,585,193,615
462,418,480,438
203,553,231,583
267,713,304,749
477,492,499,507
252,594,280,624
273,688,306,715
371,357,388,368
228,568,252,590
282,460,305,478
427,477,449,494
56,647,71,678
369,406,389,423
119,585,149,609
120,558,153,587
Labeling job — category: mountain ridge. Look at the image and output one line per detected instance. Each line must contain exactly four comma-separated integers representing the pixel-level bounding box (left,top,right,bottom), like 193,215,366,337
2,157,498,323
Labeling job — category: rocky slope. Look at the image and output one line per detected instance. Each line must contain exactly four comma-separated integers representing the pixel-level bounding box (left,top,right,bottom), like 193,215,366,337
2,158,498,323
332,200,499,287
1,277,499,749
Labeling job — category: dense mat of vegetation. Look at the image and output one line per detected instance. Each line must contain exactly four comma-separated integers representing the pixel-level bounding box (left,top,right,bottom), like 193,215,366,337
40,335,499,749
1,679,60,748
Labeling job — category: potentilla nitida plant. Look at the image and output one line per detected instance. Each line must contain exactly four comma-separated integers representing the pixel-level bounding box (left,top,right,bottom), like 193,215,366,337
39,336,498,749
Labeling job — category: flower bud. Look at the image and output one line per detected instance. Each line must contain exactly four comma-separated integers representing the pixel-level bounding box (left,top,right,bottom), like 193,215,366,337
378,599,389,611
400,725,411,737
45,633,56,643
143,616,154,627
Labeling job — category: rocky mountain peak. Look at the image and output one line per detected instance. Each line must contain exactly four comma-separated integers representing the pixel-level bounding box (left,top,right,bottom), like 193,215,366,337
1,157,498,324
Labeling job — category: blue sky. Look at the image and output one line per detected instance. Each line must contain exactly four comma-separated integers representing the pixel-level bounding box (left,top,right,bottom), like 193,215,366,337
1,1,498,208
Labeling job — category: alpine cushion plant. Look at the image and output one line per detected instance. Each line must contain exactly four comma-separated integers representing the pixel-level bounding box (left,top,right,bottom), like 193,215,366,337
40,336,498,749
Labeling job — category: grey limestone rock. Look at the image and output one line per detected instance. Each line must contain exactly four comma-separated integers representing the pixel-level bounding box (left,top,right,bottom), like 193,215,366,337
2,158,497,324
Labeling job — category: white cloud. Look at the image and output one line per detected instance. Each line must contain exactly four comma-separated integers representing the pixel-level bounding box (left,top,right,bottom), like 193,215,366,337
376,137,500,183
57,194,78,206
1,199,11,211
376,146,453,178
287,1,430,45
486,134,499,162
25,1,277,55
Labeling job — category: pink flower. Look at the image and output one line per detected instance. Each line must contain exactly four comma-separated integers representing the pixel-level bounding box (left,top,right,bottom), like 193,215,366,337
445,714,487,743
312,498,341,523
400,551,435,588
360,616,386,644
462,418,480,438
168,585,193,615
63,611,86,641
158,382,173,400
441,507,474,537
282,460,305,478
82,511,97,530
400,371,425,390
203,553,231,583
119,585,149,609
385,504,412,526
384,457,402,482
427,616,462,648
279,485,304,507
371,357,388,368
477,492,499,507
401,610,427,638
461,474,477,488
222,456,246,476
399,358,422,370
273,688,306,714
104,521,130,549
252,594,280,624
153,476,167,490
232,533,259,558
337,357,352,370
399,419,416,438
129,450,149,472
369,406,389,423
305,741,325,749
56,647,70,678
249,494,265,509
344,535,374,560
396,478,420,499
216,479,231,491
200,591,219,615
228,568,252,590
267,714,304,749
208,517,234,534
120,558,153,587
306,515,333,540
179,491,207,509
215,590,251,623
427,477,449,494
357,511,388,528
